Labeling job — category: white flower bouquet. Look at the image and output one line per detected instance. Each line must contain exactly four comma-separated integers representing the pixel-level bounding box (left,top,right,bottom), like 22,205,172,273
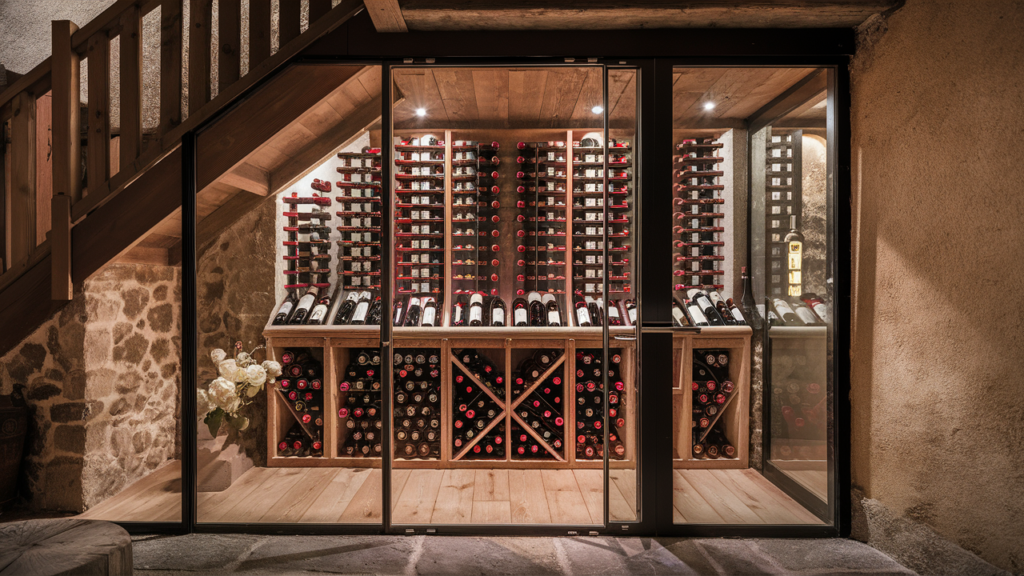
199,341,282,436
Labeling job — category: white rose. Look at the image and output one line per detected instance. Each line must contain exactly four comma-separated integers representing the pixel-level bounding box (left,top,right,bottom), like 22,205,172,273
208,377,239,411
245,364,267,387
262,360,283,378
236,352,252,366
210,348,227,364
218,359,246,382
196,389,216,416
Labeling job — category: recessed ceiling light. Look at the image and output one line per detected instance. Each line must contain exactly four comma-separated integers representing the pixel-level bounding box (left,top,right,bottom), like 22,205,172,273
415,108,427,117
703,102,716,111
592,105,604,114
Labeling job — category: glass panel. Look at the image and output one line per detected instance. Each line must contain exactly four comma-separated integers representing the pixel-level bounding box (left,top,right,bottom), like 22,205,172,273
196,64,384,525
389,65,609,527
670,66,831,525
762,88,833,518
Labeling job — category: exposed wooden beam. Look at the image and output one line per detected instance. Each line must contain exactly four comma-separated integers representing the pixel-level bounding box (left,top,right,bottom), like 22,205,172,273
220,163,270,195
365,0,408,32
397,0,899,30
748,69,828,132
116,245,175,265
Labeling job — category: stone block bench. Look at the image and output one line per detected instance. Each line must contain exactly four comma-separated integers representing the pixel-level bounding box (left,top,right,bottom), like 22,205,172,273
0,518,132,575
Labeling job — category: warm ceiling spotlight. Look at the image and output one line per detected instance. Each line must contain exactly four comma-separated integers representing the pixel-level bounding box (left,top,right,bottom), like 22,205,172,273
703,102,716,111
592,105,604,114
415,108,427,117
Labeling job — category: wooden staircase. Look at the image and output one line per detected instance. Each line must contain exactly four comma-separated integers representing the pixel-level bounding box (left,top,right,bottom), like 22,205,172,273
0,0,371,356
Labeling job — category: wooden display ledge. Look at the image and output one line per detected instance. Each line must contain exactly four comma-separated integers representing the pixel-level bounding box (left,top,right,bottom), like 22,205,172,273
672,325,752,470
263,326,643,470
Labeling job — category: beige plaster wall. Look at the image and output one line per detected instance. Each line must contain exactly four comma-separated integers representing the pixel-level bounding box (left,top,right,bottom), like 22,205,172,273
850,0,1024,572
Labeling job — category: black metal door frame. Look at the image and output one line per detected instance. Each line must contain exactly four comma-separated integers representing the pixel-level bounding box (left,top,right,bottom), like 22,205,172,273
155,23,853,538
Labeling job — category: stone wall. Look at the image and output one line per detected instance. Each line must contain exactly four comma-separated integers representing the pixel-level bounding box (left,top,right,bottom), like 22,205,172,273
0,263,182,511
849,0,1024,573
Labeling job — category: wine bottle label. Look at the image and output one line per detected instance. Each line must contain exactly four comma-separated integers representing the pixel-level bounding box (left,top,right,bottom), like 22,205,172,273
608,305,620,318
627,307,638,323
774,300,796,317
491,309,504,325
548,310,561,325
309,305,327,322
697,295,715,312
688,304,708,324
514,308,528,325
277,300,294,317
296,293,316,311
811,303,829,322
469,306,483,323
351,301,370,322
576,307,591,326
422,306,436,325
730,307,746,323
672,307,685,324
795,306,818,325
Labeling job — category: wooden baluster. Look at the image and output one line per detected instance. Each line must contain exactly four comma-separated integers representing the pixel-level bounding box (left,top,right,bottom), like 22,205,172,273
159,0,183,137
188,0,211,115
86,33,111,198
120,5,143,169
9,91,36,271
51,20,80,300
309,0,332,24
218,0,241,89
279,0,301,45
1,121,6,272
248,0,271,70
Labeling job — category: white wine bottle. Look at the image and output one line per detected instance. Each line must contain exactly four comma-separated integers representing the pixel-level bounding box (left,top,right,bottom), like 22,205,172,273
421,297,439,327
542,293,562,326
468,293,485,326
349,291,373,325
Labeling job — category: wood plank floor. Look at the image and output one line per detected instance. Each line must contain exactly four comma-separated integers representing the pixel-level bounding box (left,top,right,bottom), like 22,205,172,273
672,469,823,525
79,464,820,526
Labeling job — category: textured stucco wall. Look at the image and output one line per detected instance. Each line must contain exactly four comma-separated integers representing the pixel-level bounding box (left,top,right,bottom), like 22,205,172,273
850,0,1024,572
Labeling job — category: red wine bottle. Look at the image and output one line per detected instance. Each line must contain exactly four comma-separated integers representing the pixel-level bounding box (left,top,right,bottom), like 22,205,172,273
489,296,507,327
573,290,593,327
512,297,529,326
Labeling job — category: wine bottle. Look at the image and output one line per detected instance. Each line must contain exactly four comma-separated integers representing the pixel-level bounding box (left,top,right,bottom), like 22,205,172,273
573,290,593,327
684,296,710,327
288,286,320,324
607,300,623,326
801,292,829,323
468,293,485,326
784,215,804,297
512,297,529,326
624,299,638,326
671,297,691,327
334,291,360,325
707,291,737,325
272,291,298,325
404,297,422,327
307,284,340,325
790,298,821,325
527,292,546,326
349,291,373,325
489,296,507,327
392,296,406,326
739,266,759,327
772,297,803,325
452,294,468,327
688,289,724,325
542,293,562,326
421,297,439,327
726,298,747,326
587,297,605,327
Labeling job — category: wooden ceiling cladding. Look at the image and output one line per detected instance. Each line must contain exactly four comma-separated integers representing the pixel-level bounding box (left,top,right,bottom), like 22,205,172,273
672,67,818,129
391,67,638,129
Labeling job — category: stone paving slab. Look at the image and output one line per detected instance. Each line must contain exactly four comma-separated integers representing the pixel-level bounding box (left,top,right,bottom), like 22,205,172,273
132,534,916,575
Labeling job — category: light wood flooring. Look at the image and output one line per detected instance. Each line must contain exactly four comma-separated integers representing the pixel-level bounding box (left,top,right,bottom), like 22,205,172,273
79,462,821,526
672,469,823,524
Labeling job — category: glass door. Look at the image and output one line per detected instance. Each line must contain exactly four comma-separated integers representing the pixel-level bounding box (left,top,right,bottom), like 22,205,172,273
667,65,835,527
385,62,640,529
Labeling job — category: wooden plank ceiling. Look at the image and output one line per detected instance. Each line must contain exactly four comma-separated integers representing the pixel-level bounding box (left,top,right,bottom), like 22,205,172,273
392,67,637,129
124,65,384,264
384,0,901,31
672,67,818,129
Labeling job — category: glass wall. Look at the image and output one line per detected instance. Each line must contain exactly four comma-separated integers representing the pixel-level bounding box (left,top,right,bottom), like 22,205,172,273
670,67,833,525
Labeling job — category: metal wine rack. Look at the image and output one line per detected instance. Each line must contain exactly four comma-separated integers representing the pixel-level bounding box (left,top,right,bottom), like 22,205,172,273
451,140,502,298
516,141,569,297
335,149,383,294
282,183,333,295
673,138,726,295
765,129,803,298
393,135,446,298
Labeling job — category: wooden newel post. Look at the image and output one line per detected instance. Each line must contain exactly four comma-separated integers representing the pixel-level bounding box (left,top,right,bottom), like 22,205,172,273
51,19,80,301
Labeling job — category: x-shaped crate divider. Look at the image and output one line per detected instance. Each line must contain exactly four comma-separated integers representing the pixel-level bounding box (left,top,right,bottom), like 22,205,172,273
508,352,567,462
275,387,319,441
450,353,507,461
